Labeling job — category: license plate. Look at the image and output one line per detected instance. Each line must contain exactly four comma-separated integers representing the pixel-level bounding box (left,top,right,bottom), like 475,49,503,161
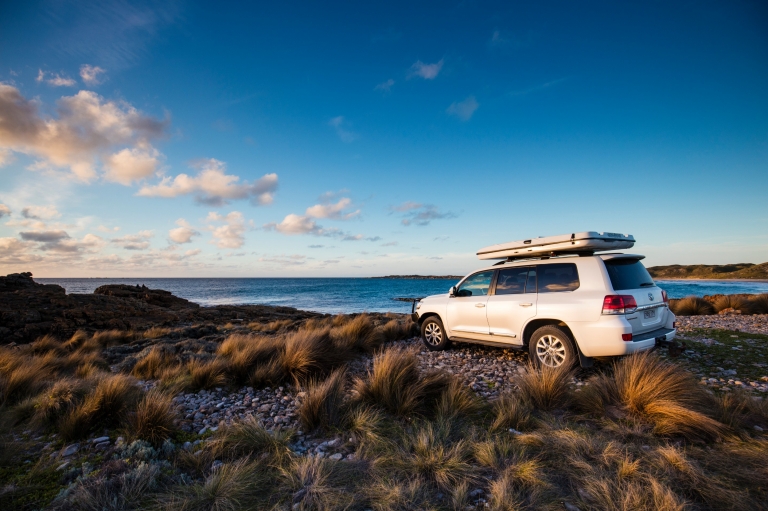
644,309,656,319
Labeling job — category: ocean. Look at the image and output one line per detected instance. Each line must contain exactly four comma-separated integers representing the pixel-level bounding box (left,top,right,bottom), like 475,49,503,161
35,278,768,315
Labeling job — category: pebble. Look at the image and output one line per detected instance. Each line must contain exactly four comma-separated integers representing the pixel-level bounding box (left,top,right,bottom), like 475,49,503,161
676,314,768,335
61,444,79,457
92,436,110,444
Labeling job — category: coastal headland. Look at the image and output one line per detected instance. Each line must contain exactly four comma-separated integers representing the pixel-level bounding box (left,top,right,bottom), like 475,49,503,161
1,271,767,509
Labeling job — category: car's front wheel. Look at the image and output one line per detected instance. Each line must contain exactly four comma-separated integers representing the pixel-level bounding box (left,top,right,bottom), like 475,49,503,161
528,325,577,369
421,316,451,351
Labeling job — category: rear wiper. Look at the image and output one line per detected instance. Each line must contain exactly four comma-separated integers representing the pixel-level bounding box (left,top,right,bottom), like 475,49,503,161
639,282,655,287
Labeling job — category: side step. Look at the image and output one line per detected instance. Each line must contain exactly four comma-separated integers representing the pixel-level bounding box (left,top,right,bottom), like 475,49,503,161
449,336,525,350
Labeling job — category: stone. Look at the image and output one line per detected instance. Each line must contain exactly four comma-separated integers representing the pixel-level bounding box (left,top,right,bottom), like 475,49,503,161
62,444,79,457
329,453,343,461
92,436,110,444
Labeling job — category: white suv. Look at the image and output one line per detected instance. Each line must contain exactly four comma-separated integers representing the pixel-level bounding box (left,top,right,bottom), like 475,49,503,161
412,253,676,368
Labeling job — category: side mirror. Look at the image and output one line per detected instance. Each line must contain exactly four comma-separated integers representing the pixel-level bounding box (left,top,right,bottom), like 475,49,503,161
449,286,456,297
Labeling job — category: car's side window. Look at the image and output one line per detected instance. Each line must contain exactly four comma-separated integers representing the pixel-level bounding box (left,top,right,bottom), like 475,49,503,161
495,267,533,295
537,263,579,293
456,270,495,297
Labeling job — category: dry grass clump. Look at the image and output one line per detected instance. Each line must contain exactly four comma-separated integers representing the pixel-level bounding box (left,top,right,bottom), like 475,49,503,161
217,334,282,384
143,326,173,339
713,294,754,314
352,345,425,417
89,329,136,347
491,393,533,432
331,314,385,352
298,369,347,432
516,363,574,411
279,456,357,511
132,346,178,379
281,328,350,386
29,334,67,356
248,318,295,333
32,377,91,427
670,296,715,316
208,416,293,464
127,389,177,445
579,352,726,441
59,374,143,440
749,293,768,314
187,359,228,390
63,462,160,511
376,422,477,491
159,459,269,511
0,352,50,406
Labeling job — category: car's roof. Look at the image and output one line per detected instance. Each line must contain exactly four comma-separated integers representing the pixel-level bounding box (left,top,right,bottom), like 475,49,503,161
468,252,646,275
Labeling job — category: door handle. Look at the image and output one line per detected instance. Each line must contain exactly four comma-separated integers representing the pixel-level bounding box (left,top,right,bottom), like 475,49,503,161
475,303,486,308
519,303,533,307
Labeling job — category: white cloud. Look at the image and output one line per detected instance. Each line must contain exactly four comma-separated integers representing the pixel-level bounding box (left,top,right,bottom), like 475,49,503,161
408,59,443,80
21,205,61,220
374,79,395,92
138,159,278,206
18,230,105,253
447,95,479,121
103,144,160,184
80,64,106,85
305,197,359,220
207,211,246,248
258,254,307,266
97,225,120,232
328,116,358,143
264,213,323,236
0,148,13,167
168,218,199,244
0,84,167,181
112,230,153,250
0,204,11,218
37,70,76,87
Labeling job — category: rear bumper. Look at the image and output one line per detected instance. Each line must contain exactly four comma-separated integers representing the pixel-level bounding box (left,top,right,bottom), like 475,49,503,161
569,318,676,357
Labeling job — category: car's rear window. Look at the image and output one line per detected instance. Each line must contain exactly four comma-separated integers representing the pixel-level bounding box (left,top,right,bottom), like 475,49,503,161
537,263,579,293
604,259,655,290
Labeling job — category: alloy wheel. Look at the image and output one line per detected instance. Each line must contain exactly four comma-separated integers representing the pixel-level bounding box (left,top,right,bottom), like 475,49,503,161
535,334,566,367
424,322,443,346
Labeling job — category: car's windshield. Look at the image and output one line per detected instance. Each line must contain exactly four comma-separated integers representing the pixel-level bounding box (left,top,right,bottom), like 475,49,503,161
604,258,655,291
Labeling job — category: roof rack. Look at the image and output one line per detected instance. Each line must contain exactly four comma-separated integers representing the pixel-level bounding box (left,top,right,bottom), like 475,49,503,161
491,250,595,265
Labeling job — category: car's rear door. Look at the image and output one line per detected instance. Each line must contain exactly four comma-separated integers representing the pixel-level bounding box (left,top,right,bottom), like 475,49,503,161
602,257,667,334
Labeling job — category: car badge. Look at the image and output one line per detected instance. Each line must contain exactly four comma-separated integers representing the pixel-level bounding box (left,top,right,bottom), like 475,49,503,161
648,293,654,301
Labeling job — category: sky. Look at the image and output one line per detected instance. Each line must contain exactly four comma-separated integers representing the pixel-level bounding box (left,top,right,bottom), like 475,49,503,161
0,0,766,278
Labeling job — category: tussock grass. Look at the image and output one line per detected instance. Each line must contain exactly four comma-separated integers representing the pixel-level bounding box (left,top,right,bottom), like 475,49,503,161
298,368,347,432
491,392,533,432
217,334,282,385
248,318,295,333
670,296,715,316
208,415,293,464
0,354,50,406
578,352,726,441
281,328,350,385
143,326,173,339
280,456,357,511
750,293,768,314
713,294,754,314
375,421,477,491
516,363,574,411
188,359,228,390
90,329,136,347
29,334,67,356
32,377,90,427
331,314,385,352
59,373,142,440
158,459,269,511
132,346,177,379
63,463,159,511
128,389,177,445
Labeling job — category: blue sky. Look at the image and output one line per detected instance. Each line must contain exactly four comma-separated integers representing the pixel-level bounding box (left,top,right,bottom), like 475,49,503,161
1,0,766,277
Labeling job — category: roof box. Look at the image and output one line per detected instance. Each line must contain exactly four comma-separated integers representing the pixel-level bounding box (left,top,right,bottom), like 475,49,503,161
477,231,635,260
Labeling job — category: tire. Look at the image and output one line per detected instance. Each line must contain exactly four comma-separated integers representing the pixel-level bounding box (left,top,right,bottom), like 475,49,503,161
528,325,577,369
421,316,451,351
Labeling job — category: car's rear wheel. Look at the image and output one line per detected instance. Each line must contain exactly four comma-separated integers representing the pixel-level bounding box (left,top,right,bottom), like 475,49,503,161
421,316,451,351
528,325,577,369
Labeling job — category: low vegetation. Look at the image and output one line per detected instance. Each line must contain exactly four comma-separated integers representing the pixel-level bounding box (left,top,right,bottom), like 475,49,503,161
1,313,767,510
670,292,768,315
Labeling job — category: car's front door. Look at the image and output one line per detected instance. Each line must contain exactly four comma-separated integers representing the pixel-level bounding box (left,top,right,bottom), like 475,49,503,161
446,270,495,340
485,266,537,345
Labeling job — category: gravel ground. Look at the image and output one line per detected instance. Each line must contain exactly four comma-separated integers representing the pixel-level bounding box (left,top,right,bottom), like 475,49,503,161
165,314,768,459
676,314,768,335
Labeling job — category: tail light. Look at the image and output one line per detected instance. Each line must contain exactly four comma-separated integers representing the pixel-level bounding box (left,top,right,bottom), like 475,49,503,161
602,295,638,314
661,290,669,304
622,333,633,341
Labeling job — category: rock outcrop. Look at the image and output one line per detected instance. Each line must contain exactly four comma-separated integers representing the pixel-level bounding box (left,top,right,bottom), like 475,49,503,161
0,272,319,343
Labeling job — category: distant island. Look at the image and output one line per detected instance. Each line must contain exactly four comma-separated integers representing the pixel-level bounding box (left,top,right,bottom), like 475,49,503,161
371,275,463,280
648,262,768,280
